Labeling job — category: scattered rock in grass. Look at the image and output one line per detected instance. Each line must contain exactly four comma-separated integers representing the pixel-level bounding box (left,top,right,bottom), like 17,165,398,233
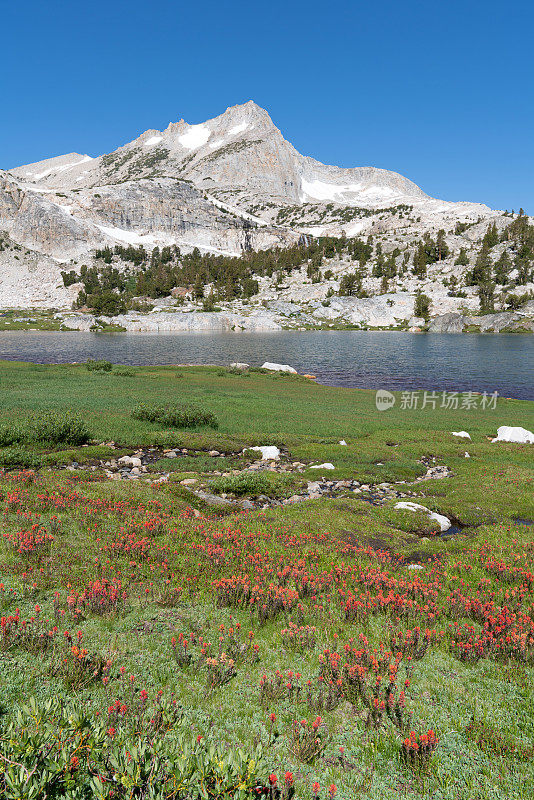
418,464,452,481
394,501,452,532
339,439,347,446
452,431,471,439
230,362,250,370
491,425,534,444
180,478,198,486
309,462,335,470
285,495,302,504
194,490,234,506
261,362,297,373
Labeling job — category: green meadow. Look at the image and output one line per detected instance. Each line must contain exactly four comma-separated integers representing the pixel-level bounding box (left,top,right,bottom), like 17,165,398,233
0,360,532,799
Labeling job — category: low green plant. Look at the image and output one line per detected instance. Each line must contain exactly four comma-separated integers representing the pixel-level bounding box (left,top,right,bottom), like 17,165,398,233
0,424,26,447
0,447,44,470
85,358,113,372
113,368,135,377
132,403,218,429
209,472,296,498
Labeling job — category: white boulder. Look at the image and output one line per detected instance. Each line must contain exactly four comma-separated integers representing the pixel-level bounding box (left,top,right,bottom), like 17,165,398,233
394,501,451,532
309,463,335,470
452,431,471,439
118,456,142,468
261,362,297,373
339,440,347,446
246,446,280,460
492,426,534,444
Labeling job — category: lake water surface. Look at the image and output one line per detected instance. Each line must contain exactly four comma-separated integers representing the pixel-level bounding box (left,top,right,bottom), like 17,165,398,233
0,330,532,400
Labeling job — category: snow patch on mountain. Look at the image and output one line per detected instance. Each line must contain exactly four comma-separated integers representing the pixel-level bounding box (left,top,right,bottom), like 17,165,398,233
205,194,269,227
31,155,93,182
228,122,250,136
95,223,242,257
96,225,147,245
144,136,163,147
178,124,211,150
301,177,402,204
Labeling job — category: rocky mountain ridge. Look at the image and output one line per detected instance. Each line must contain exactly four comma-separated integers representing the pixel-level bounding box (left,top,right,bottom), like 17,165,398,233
1,101,532,325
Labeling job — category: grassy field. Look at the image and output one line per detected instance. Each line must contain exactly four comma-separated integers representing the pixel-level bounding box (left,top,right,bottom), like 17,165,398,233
0,360,533,799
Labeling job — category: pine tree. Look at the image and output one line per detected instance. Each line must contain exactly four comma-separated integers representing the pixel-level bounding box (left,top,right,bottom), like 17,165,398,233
436,229,449,261
454,248,469,266
493,251,512,284
414,291,431,319
339,273,359,296
467,243,492,285
482,223,499,248
412,243,427,278
477,281,496,313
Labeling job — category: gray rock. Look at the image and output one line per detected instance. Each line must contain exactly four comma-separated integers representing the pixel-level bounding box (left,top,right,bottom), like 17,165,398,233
427,313,466,333
464,311,534,333
195,491,234,506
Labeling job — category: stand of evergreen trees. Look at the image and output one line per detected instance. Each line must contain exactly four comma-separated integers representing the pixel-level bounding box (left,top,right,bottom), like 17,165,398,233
465,214,534,312
60,213,534,316
64,236,374,313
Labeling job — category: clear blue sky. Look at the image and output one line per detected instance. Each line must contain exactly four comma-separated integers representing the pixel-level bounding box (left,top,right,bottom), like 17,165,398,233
3,0,533,212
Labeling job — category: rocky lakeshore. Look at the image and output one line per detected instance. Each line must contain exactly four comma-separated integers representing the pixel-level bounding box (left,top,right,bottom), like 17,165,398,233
47,296,534,333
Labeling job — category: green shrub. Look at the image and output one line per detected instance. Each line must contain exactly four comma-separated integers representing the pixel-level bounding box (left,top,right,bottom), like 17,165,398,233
85,358,113,372
0,424,26,446
27,411,91,445
0,697,272,799
0,447,44,470
113,368,135,377
132,403,218,429
0,412,91,448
